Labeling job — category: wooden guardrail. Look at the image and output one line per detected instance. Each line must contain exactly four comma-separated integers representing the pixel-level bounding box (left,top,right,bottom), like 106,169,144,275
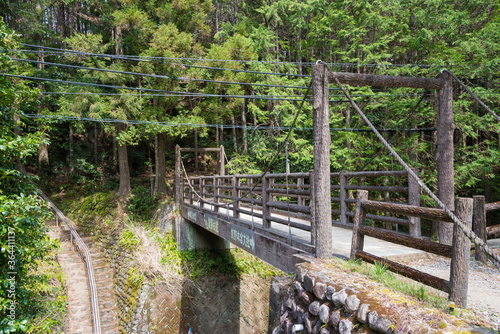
350,189,473,307
180,169,421,237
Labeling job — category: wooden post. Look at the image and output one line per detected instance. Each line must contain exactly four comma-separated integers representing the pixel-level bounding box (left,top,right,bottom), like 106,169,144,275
473,195,487,262
198,177,203,207
297,177,304,206
340,170,348,225
213,175,219,212
409,168,421,238
219,146,225,176
312,64,332,258
262,175,270,229
351,190,368,259
309,169,316,247
449,197,473,308
175,145,181,205
194,128,199,173
436,71,455,245
233,175,240,219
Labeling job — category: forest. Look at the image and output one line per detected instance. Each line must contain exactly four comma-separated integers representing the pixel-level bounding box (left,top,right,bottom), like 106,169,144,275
1,0,500,331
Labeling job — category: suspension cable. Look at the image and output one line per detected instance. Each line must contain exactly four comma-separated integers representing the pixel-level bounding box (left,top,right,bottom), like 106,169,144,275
443,70,500,123
322,63,500,269
181,81,313,207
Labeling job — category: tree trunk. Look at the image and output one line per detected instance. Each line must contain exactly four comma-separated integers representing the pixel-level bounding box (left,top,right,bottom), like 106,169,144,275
231,114,238,153
241,100,248,154
154,133,167,195
117,136,131,196
68,122,73,170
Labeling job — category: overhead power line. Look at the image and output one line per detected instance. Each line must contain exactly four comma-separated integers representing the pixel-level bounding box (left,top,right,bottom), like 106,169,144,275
12,49,311,78
21,43,476,69
3,73,351,102
23,113,437,132
12,58,323,90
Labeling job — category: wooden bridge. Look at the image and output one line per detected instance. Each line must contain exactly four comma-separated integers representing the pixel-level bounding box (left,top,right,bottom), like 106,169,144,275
174,65,499,308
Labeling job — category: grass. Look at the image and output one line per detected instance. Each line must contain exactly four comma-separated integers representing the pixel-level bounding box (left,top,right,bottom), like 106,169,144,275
340,258,448,310
123,223,283,281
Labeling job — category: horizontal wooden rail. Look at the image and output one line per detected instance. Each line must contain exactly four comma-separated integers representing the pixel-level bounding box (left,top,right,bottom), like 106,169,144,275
267,201,310,214
345,185,408,193
356,251,450,293
236,207,264,219
266,188,310,196
265,172,310,179
327,72,444,90
344,170,408,177
180,147,221,152
358,226,451,257
266,215,312,231
485,201,500,213
236,185,263,192
362,200,453,222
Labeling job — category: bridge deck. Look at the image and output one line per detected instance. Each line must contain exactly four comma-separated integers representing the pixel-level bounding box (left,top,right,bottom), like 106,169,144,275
186,201,424,260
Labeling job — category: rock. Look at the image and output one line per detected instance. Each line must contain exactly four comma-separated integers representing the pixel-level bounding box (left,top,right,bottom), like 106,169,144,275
284,320,294,334
272,325,284,334
368,311,379,329
329,310,340,329
294,281,303,291
319,304,330,323
326,286,336,301
331,289,348,307
305,313,314,333
372,318,394,334
313,282,327,300
339,319,354,334
309,301,321,316
290,299,298,318
312,320,322,334
319,328,331,334
295,306,305,324
357,304,370,323
297,284,305,296
304,275,315,292
280,310,289,326
300,291,314,304
345,295,360,313
296,266,308,282
285,298,293,310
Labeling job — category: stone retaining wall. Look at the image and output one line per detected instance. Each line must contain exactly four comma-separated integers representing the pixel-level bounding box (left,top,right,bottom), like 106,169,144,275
270,257,396,334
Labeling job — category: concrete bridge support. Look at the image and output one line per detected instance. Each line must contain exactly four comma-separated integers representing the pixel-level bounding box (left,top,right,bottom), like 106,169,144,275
174,215,231,251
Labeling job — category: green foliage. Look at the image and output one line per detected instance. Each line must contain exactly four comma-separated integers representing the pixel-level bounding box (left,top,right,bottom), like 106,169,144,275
128,186,160,222
0,18,65,332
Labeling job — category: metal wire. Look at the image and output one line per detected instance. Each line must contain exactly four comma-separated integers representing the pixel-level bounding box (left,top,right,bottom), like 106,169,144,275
37,188,101,334
326,65,500,269
443,70,500,123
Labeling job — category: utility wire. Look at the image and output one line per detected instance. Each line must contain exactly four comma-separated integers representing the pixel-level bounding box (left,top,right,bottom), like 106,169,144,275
1,73,320,101
21,43,475,69
12,49,311,78
11,58,323,90
23,113,436,132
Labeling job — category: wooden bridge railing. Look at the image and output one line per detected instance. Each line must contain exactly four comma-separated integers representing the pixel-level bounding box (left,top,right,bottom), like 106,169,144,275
181,169,422,238
350,189,473,307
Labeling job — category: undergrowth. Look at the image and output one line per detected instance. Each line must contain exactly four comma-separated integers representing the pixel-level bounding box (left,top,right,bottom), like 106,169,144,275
122,223,282,281
340,258,448,310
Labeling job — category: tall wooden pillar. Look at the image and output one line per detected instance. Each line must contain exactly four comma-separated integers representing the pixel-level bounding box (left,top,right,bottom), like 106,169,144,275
312,64,332,258
175,145,181,205
436,72,455,245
